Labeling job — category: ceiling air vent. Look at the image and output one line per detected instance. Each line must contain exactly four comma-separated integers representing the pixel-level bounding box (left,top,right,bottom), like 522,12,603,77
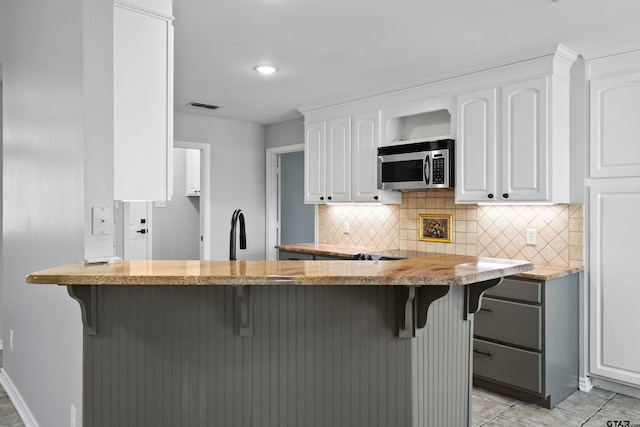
189,102,219,110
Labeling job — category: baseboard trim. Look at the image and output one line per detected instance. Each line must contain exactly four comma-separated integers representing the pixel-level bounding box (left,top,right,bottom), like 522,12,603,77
0,368,40,427
591,376,640,399
579,376,594,392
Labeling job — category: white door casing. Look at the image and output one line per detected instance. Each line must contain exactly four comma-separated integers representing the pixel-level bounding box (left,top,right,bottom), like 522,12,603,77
266,144,312,261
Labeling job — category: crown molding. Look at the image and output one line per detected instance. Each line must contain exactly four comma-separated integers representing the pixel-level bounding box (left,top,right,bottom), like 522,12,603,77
113,0,174,21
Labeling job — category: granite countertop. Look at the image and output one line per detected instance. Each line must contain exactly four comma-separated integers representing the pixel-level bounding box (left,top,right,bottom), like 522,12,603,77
26,256,533,287
276,243,582,281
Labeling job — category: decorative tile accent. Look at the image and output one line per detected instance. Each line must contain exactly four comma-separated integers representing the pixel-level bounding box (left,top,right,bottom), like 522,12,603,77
317,190,584,267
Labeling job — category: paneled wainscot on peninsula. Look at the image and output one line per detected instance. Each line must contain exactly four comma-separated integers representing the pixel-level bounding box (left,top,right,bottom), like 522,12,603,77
28,256,533,427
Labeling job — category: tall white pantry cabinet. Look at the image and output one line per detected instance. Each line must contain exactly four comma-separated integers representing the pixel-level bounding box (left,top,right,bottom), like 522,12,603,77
114,0,174,201
587,49,640,392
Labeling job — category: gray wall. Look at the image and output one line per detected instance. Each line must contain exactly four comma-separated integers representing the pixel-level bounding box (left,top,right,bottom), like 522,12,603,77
280,151,315,245
266,117,304,148
153,148,200,260
175,112,266,260
0,0,114,425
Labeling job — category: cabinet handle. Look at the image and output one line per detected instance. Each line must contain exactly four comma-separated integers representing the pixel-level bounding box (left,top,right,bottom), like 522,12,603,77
473,349,493,357
479,308,493,313
327,196,332,201
502,193,509,199
374,195,379,200
487,194,494,199
320,197,324,201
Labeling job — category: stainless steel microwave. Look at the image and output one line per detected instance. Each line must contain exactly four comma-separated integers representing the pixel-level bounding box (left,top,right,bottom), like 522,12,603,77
377,139,454,191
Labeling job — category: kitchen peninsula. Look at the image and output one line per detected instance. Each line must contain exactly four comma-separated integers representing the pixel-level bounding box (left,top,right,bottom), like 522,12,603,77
28,256,532,427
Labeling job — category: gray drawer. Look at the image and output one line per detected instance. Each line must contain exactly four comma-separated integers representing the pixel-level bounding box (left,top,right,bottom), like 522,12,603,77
475,298,542,350
473,338,542,394
314,254,354,260
278,250,314,261
484,278,542,303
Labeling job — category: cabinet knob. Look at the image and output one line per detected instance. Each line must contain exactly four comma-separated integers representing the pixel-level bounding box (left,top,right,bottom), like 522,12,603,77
327,196,332,201
320,196,324,201
374,195,379,200
487,194,494,199
502,193,509,199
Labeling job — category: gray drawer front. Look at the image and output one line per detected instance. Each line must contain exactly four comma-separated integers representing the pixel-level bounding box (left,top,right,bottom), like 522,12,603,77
484,278,542,303
278,250,314,261
314,254,353,260
475,298,542,350
473,338,542,394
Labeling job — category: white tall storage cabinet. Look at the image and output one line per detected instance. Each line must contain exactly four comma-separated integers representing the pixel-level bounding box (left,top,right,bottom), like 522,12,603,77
588,50,640,392
114,0,174,201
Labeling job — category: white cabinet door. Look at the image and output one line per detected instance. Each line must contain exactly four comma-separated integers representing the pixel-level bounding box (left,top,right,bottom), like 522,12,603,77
590,72,640,178
456,89,497,203
325,117,351,202
589,178,640,386
114,3,173,202
304,121,325,203
351,111,385,203
185,148,201,196
501,77,549,202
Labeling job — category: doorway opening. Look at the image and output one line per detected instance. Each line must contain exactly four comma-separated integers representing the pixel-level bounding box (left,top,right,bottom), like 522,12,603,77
266,144,315,260
117,141,211,261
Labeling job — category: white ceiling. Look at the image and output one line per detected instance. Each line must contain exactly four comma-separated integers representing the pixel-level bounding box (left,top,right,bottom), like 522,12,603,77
173,0,640,125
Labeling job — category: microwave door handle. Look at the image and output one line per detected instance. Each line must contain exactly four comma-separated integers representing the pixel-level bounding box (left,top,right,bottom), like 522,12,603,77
424,154,430,186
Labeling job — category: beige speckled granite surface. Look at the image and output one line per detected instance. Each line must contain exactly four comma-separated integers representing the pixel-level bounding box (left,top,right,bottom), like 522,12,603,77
27,256,533,286
276,243,582,281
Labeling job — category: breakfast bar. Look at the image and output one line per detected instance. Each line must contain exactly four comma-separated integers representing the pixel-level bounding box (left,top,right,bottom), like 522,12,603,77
28,255,533,427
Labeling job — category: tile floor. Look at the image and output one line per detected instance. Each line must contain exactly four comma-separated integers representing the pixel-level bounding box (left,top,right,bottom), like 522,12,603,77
473,386,640,427
0,347,638,427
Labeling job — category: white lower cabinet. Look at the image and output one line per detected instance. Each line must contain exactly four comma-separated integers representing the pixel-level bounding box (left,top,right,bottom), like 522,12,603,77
588,177,640,387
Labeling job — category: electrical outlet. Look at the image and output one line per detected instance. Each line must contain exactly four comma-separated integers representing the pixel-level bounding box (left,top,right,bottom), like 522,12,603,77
9,330,13,350
526,229,537,245
70,404,77,427
343,221,350,234
155,200,167,208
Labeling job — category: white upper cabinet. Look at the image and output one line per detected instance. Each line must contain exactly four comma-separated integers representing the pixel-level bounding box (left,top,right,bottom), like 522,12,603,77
589,54,640,178
325,117,352,202
186,149,201,196
456,72,572,204
304,113,401,204
304,118,351,203
501,77,550,202
456,89,497,202
113,0,174,201
352,111,402,203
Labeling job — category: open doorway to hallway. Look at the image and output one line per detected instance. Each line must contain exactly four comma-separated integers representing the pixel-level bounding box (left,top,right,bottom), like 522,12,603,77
116,141,211,261
266,144,315,260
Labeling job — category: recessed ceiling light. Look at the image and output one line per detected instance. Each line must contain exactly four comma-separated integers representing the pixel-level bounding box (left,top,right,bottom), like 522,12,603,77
253,65,280,75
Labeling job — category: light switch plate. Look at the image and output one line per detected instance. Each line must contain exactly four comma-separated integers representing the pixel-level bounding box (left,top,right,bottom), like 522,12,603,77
92,206,113,235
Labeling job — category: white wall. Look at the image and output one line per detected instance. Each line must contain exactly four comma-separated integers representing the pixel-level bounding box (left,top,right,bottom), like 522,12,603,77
0,0,113,425
175,112,266,260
